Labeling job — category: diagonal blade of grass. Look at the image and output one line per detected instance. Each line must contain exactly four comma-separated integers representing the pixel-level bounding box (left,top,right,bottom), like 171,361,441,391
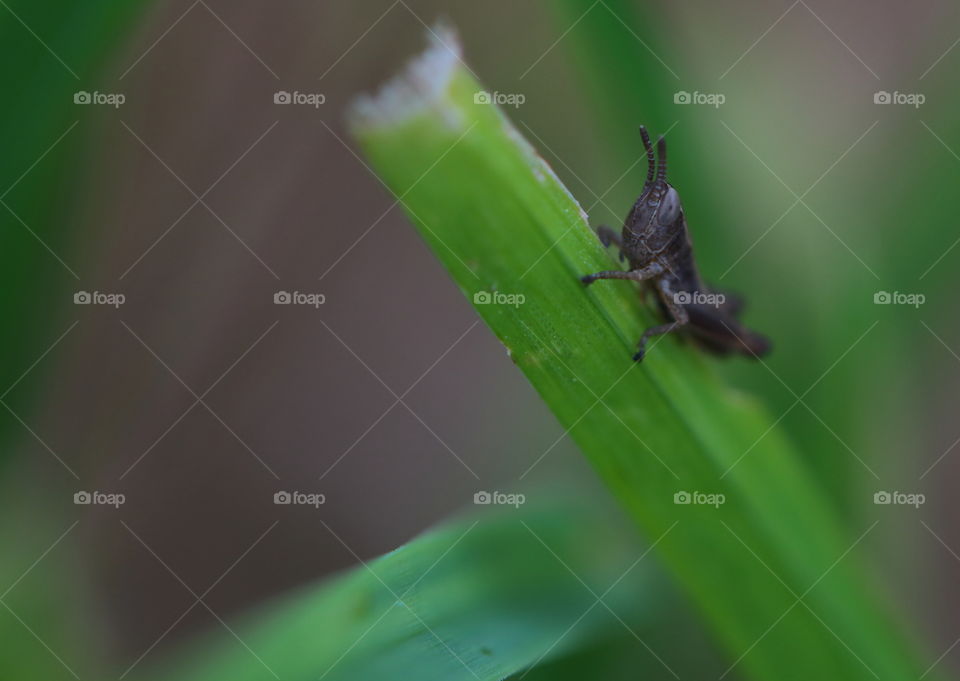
348,26,932,681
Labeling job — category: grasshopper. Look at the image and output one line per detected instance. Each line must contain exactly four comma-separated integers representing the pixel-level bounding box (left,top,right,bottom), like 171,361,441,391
581,127,771,361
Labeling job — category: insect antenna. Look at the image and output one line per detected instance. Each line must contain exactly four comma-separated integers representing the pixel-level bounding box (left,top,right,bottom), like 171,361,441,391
639,126,655,185
656,135,668,182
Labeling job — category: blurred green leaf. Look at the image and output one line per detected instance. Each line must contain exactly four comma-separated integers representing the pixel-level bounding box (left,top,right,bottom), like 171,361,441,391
0,3,153,678
0,1,151,463
347,27,932,680
0,483,95,680
550,0,677,170
139,503,659,681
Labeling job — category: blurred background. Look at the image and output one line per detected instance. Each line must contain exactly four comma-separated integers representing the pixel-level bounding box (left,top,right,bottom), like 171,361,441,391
1,0,959,678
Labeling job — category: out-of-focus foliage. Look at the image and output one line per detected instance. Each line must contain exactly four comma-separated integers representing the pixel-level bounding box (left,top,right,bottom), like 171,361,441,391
0,2,149,461
140,504,658,681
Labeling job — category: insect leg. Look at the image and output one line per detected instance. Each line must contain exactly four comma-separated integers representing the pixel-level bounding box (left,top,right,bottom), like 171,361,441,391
633,322,681,361
581,262,663,286
596,225,622,249
634,279,690,361
595,225,627,262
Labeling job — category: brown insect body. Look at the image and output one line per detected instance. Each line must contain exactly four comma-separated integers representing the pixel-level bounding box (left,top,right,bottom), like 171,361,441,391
582,126,770,361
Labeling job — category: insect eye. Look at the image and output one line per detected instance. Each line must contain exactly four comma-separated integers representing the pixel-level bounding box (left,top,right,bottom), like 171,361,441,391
657,187,681,225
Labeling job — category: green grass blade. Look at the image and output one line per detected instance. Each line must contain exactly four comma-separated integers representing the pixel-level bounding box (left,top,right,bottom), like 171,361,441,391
138,503,659,681
347,27,931,681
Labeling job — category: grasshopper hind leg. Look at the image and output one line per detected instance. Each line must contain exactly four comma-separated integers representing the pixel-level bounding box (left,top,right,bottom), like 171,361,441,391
634,279,690,361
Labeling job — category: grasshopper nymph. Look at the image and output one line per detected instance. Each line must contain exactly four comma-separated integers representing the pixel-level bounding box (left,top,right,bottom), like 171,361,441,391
581,126,771,361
